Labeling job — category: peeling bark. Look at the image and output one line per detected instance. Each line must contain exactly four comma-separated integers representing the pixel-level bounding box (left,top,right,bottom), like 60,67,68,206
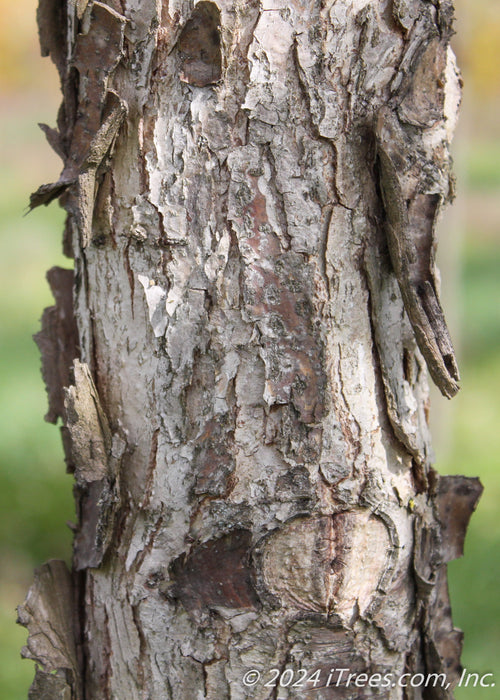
21,0,482,698
34,267,79,423
17,561,82,700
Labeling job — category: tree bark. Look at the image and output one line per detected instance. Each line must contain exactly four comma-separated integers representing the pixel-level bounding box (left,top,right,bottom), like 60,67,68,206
19,0,482,698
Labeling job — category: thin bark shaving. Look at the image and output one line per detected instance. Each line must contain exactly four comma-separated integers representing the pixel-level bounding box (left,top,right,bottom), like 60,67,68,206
21,0,482,698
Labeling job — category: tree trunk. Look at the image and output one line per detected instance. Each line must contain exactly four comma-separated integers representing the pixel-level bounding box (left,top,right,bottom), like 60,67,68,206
19,0,482,698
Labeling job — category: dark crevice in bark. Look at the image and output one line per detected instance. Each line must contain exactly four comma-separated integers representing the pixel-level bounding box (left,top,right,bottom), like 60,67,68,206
264,143,292,250
412,457,429,495
111,497,132,556
319,204,334,298
124,238,136,315
139,426,160,510
131,601,147,690
75,570,88,700
129,515,164,576
101,603,112,699
89,312,101,397
362,254,420,468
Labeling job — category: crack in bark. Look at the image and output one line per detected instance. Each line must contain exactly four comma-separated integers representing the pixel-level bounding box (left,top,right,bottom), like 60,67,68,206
362,251,421,470
129,515,165,577
124,239,136,316
318,204,334,299
139,427,160,510
131,601,147,692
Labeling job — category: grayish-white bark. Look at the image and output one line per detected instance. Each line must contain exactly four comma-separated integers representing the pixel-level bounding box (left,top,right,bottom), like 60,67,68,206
20,0,482,698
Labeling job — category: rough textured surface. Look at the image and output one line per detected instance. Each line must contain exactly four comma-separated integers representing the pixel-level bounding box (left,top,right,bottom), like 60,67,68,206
28,668,72,700
376,104,460,399
21,0,482,698
17,561,81,700
63,359,124,569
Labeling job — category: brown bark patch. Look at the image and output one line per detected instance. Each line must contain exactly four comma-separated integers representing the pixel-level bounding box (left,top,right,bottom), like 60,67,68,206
73,479,119,570
178,2,222,87
37,0,67,80
275,465,313,501
242,176,325,422
434,475,483,563
34,267,79,424
193,418,235,497
72,3,126,166
168,530,259,611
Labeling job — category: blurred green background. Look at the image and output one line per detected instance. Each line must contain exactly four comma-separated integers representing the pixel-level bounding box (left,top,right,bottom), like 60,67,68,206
0,0,498,697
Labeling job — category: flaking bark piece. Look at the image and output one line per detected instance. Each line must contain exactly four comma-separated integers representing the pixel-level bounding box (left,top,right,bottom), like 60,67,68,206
38,123,67,162
376,106,460,398
71,2,127,168
424,566,463,698
29,179,75,210
413,514,440,595
364,255,433,467
29,91,126,222
37,0,67,80
17,560,81,700
412,476,482,696
73,476,121,569
434,475,483,563
34,267,79,424
64,360,122,569
78,91,127,247
64,360,111,484
28,667,72,700
30,2,127,213
398,38,448,128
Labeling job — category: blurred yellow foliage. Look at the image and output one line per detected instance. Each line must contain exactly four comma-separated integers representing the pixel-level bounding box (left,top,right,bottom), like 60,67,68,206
468,20,500,98
0,0,42,91
454,0,500,97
